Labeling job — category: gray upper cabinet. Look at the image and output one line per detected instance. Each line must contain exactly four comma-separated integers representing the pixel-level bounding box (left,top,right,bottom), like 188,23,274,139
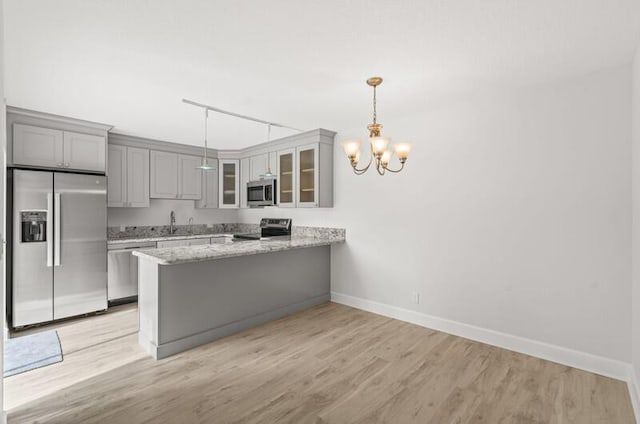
299,141,333,208
277,148,296,208
195,158,219,209
150,151,179,199
108,145,150,207
269,152,277,177
296,143,319,208
240,157,250,208
12,124,106,172
249,153,277,181
107,145,127,207
150,151,202,200
249,154,268,181
109,128,335,208
8,109,111,174
178,154,202,200
62,131,106,172
126,147,150,207
13,124,64,168
219,159,240,208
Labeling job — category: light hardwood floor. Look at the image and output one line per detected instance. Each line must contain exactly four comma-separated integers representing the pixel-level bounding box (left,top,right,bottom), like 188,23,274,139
5,302,636,423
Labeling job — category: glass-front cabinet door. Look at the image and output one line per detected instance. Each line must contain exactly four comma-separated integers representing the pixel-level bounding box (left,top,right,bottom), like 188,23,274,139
278,149,295,207
296,143,319,207
218,159,239,208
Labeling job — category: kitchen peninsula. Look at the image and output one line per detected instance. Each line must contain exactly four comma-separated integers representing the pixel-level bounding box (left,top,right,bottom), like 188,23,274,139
132,226,345,359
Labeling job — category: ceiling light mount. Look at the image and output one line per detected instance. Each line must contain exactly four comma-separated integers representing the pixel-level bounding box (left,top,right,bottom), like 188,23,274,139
366,76,383,87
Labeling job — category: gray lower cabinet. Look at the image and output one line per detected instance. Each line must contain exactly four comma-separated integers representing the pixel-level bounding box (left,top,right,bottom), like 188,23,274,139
13,123,106,172
195,158,219,209
108,145,150,207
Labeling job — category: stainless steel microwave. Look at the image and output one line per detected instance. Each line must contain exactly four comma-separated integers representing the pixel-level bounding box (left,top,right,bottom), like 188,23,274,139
247,179,277,207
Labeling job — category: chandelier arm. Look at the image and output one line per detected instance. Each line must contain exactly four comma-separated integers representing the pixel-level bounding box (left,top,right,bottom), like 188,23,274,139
349,141,375,173
353,167,369,175
375,159,386,176
381,162,406,173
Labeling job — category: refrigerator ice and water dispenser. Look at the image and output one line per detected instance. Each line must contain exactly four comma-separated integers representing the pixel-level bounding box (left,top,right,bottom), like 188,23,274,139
20,210,47,243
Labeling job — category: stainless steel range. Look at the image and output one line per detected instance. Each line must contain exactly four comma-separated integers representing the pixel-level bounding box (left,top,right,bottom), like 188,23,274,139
233,218,292,241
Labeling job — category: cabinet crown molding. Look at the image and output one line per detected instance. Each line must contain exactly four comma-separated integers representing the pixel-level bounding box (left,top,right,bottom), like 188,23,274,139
7,106,113,132
109,132,218,158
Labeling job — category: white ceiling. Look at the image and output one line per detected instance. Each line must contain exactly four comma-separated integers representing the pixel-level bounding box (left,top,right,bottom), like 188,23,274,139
4,0,640,149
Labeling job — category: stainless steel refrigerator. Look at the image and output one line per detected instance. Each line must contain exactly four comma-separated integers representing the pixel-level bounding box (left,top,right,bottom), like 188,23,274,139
7,169,107,328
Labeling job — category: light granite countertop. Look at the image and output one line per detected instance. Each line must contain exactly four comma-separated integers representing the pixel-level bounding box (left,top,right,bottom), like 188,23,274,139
132,233,345,265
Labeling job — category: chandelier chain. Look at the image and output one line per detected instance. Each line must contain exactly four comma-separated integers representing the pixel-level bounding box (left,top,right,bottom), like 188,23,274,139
372,85,377,124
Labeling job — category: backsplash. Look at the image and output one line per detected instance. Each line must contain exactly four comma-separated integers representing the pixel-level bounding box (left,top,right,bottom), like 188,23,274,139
108,224,345,240
107,223,259,240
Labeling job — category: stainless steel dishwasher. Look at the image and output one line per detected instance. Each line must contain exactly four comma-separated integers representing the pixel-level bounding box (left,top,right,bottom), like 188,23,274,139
107,241,156,305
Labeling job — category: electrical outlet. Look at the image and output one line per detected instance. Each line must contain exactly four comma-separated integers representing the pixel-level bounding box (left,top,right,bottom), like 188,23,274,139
411,291,420,304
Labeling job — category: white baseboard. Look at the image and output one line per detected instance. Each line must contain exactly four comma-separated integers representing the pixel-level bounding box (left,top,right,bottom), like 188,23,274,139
330,291,632,383
629,368,640,423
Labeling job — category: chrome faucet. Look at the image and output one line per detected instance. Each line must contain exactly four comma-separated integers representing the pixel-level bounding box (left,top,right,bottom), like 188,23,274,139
188,217,194,233
170,211,176,235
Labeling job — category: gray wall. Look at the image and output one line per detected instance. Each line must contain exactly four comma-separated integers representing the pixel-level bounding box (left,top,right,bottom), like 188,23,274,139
240,65,633,364
631,43,640,392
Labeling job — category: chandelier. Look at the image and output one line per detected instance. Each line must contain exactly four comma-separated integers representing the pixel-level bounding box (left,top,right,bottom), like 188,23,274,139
341,77,412,175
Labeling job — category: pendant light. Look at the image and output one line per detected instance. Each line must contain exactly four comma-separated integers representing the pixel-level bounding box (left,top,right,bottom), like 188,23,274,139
195,108,216,171
260,124,276,179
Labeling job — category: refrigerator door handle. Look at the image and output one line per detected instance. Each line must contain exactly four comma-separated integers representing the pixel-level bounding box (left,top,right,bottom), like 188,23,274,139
54,193,61,266
47,193,54,267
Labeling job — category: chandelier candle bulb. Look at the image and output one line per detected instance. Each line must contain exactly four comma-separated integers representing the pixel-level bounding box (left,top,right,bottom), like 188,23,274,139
354,150,361,164
394,143,412,162
342,139,362,159
380,150,392,167
370,136,390,156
